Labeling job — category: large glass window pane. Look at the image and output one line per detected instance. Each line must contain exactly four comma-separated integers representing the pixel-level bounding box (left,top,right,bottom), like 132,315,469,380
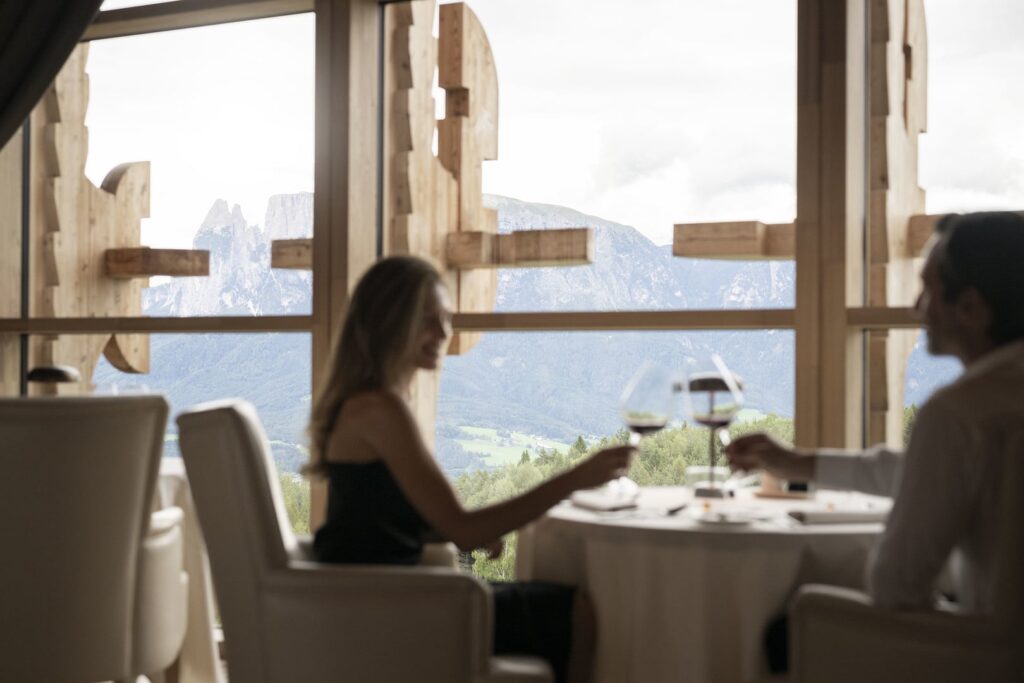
441,329,793,578
92,332,312,530
458,0,796,311
81,14,314,316
921,1,1024,212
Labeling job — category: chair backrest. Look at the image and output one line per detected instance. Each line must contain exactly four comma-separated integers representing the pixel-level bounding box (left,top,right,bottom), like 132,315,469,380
177,399,298,683
0,395,168,683
993,427,1024,628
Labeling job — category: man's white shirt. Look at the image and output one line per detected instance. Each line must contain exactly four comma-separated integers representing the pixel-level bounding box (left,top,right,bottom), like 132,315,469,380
815,340,1024,612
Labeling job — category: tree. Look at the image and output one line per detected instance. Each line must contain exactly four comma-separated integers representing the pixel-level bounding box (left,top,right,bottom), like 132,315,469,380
278,473,310,534
519,450,531,465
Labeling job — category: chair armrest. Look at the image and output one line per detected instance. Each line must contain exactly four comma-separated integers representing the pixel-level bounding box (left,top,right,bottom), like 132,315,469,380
259,562,495,683
476,656,552,683
134,506,189,676
293,533,315,561
791,584,1014,683
421,541,460,568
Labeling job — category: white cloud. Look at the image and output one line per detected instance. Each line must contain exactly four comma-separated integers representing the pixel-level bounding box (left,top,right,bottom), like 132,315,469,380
80,0,1024,249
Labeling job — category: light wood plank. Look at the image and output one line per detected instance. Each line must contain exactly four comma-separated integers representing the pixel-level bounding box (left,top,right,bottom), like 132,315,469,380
0,316,314,335
794,0,867,452
847,306,918,328
451,309,795,332
673,221,795,259
446,228,593,268
0,128,22,396
310,0,381,530
271,238,313,269
105,247,209,278
83,0,314,41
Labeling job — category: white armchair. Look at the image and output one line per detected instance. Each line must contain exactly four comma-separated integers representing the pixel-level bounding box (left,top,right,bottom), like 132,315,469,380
177,399,551,683
0,396,188,683
790,431,1024,683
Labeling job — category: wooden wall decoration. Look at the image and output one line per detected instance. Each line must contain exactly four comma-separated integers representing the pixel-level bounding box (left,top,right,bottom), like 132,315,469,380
0,130,22,396
26,45,208,395
276,0,595,354
865,0,927,446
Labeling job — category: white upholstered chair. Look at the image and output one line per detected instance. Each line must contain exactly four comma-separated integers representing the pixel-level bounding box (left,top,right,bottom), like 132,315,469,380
176,399,551,683
789,430,1024,682
0,395,188,683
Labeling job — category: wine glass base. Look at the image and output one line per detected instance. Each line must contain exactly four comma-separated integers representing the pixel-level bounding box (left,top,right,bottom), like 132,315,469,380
693,485,729,499
604,476,640,501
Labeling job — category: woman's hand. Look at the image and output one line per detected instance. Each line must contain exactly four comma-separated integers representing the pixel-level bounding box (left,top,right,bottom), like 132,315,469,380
724,432,815,481
568,445,637,490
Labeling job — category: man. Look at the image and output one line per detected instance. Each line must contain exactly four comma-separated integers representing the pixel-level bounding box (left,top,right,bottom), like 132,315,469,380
727,212,1024,621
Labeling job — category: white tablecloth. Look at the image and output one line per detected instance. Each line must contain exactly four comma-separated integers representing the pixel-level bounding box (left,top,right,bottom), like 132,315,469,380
157,458,224,683
516,487,888,683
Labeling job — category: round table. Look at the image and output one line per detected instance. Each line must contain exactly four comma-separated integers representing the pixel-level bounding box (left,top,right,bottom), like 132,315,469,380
515,487,888,683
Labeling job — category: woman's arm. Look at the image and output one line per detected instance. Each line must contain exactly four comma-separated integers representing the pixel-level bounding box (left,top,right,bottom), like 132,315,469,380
353,391,634,551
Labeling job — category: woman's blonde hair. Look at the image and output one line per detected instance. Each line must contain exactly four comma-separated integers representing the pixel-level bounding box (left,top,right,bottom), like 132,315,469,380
304,255,443,477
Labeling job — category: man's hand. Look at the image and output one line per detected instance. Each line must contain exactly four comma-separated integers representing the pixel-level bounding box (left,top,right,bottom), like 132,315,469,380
723,432,816,482
481,537,504,560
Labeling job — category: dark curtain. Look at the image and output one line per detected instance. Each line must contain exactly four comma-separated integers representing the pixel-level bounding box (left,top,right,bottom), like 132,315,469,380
0,0,103,149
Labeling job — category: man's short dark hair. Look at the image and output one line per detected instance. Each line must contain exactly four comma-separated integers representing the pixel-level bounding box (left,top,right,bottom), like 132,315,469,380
934,211,1024,345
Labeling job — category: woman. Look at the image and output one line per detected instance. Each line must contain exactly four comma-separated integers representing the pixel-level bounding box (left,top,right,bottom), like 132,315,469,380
307,255,635,683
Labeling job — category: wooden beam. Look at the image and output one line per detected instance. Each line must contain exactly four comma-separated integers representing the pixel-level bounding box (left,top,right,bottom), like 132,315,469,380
0,316,313,335
673,221,795,259
451,309,795,332
0,128,22,396
104,247,209,278
847,306,918,328
446,228,593,268
271,238,313,270
907,213,937,255
310,0,381,531
83,0,314,41
794,0,868,452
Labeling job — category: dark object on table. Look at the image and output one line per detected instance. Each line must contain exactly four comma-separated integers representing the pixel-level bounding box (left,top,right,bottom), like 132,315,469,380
27,365,81,383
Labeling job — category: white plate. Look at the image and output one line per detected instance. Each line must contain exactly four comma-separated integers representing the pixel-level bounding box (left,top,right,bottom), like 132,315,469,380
691,510,762,526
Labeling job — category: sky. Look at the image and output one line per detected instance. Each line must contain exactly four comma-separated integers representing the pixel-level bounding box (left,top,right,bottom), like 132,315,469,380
84,0,1024,250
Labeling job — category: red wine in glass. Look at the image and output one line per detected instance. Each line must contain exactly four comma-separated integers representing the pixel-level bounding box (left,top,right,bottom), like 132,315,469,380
625,417,669,440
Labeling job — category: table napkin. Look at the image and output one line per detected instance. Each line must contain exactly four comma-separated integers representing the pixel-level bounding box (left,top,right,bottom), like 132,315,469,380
570,489,638,511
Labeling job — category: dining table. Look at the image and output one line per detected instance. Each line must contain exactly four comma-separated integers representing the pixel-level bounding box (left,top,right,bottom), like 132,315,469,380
516,486,889,683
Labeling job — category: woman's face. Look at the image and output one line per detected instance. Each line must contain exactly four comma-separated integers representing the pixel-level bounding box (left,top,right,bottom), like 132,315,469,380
411,282,453,370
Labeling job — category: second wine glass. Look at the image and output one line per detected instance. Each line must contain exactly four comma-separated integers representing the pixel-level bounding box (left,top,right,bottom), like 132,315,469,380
682,354,744,498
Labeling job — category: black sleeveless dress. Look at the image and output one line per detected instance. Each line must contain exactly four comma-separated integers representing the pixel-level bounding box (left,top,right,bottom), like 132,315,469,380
314,461,575,682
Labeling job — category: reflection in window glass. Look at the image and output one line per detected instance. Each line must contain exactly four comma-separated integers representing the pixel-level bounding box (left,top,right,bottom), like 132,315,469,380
83,14,314,315
457,0,796,311
93,332,311,530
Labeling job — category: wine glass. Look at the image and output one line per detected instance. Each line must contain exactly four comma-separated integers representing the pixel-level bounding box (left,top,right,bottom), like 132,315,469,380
612,362,675,500
682,354,744,498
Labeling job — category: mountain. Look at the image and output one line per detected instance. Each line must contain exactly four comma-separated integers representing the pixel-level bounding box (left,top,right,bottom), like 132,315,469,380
93,193,958,473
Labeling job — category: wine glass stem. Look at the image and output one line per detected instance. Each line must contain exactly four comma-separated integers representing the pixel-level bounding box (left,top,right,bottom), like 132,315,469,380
709,427,717,487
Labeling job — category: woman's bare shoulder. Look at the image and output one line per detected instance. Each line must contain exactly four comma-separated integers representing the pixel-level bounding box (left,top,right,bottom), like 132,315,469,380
342,389,409,420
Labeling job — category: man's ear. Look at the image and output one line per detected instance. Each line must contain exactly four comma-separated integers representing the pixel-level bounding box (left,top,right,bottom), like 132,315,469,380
954,288,993,335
